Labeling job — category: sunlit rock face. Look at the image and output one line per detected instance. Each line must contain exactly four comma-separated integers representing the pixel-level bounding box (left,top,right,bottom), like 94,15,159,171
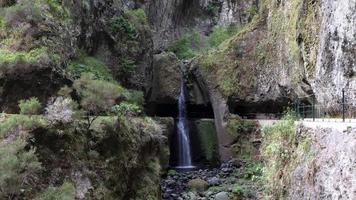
218,0,258,26
312,0,356,109
146,0,258,50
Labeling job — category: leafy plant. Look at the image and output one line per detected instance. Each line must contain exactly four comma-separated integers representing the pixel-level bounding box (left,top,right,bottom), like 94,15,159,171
18,97,41,115
0,138,42,197
207,25,239,48
126,8,147,25
111,102,141,117
68,51,114,81
0,115,46,138
169,31,202,59
111,16,137,39
35,181,75,200
123,90,144,108
73,73,124,114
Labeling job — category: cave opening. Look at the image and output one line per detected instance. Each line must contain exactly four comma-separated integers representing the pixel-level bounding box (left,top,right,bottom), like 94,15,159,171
228,98,291,119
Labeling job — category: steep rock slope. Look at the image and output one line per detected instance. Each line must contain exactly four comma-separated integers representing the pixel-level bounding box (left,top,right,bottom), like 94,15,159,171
190,0,355,160
289,125,356,199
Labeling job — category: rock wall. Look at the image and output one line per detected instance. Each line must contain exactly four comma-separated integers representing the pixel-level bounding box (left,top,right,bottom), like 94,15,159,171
188,0,355,159
288,125,356,199
311,0,356,109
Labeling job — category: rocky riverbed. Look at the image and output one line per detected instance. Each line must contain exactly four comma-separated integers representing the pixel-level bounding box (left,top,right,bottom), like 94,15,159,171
161,160,263,200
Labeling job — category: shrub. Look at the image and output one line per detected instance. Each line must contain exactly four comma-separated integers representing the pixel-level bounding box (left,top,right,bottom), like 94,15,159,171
111,16,137,39
68,51,113,81
227,115,257,137
35,181,75,200
45,97,75,125
0,48,47,64
261,112,297,198
73,73,124,115
0,115,46,139
123,90,144,108
169,31,202,59
0,138,42,197
111,102,141,117
18,97,41,115
126,8,147,25
4,1,42,26
207,25,238,48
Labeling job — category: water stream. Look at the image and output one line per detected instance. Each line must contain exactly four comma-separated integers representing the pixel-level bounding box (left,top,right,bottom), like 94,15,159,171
175,64,194,169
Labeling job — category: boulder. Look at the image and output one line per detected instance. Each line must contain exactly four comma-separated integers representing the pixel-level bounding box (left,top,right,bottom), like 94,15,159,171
215,192,229,200
187,178,209,192
146,52,181,105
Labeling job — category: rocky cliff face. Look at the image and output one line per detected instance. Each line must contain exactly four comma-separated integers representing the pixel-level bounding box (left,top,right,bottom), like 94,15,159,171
288,125,356,199
187,0,355,159
311,0,356,109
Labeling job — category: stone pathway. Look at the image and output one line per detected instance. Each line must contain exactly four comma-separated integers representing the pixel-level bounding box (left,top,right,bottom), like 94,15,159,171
161,160,263,200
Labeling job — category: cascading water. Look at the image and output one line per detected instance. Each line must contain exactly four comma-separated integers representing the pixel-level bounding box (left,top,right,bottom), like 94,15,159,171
176,64,194,169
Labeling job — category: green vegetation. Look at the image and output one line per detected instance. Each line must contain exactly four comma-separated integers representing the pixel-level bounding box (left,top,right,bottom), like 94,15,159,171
35,181,75,200
111,15,137,39
73,73,124,115
4,1,42,26
261,112,313,198
110,9,148,40
68,51,114,81
0,138,42,197
123,90,144,108
111,102,142,117
0,48,47,64
0,114,46,138
18,97,41,115
169,31,202,59
126,8,148,25
207,26,239,48
0,17,5,29
243,161,263,181
227,116,257,137
195,120,219,164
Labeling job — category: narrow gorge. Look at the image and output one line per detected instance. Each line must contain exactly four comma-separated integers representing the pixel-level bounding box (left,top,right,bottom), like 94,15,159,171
0,0,355,200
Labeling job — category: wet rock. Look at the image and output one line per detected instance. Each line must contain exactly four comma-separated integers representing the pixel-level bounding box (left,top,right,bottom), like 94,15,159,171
208,177,221,186
215,192,229,200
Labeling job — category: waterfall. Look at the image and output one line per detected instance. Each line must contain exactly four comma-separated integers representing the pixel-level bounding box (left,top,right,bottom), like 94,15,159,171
176,64,194,168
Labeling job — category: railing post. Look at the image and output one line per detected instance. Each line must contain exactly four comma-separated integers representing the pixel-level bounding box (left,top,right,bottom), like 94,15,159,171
312,96,315,122
342,88,345,122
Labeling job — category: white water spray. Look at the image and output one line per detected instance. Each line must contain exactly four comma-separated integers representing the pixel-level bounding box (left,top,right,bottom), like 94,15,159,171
176,64,194,169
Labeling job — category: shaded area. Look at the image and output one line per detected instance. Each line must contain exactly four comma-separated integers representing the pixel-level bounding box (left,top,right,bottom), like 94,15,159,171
169,119,219,168
227,98,291,119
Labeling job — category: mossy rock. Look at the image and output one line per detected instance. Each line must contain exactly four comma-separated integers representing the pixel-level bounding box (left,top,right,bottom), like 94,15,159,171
187,178,209,192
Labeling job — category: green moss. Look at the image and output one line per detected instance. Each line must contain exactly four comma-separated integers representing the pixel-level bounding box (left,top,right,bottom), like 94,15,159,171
207,25,239,48
299,0,321,77
261,112,314,198
111,16,137,39
35,181,75,200
68,51,114,81
126,8,148,25
0,17,5,29
227,116,257,137
169,31,202,59
195,120,219,164
0,48,47,64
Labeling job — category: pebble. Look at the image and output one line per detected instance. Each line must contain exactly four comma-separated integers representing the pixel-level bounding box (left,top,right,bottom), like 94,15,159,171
161,161,237,200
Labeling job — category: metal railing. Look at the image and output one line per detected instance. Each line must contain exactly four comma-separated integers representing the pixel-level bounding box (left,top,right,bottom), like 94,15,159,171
294,88,356,122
